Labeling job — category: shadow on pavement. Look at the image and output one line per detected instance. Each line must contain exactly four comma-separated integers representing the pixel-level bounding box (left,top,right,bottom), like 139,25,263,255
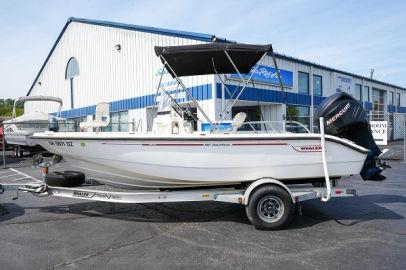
0,151,34,169
290,194,405,229
0,203,26,222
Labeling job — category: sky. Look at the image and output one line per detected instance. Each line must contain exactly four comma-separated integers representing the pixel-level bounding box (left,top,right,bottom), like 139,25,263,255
0,0,405,98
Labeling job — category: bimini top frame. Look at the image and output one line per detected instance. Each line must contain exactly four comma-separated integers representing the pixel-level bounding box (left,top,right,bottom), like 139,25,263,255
12,96,63,119
154,42,280,131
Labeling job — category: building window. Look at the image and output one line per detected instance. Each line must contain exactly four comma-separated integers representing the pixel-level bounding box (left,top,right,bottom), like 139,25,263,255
103,111,129,132
389,92,394,105
313,75,322,96
232,107,261,131
372,89,385,121
298,72,309,94
287,105,310,131
396,93,401,107
363,86,370,102
354,84,362,101
65,57,80,109
64,116,86,131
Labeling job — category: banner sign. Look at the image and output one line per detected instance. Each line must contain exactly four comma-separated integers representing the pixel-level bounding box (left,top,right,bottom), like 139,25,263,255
153,60,179,91
336,74,353,93
201,122,232,132
229,65,293,87
370,121,388,145
154,67,178,90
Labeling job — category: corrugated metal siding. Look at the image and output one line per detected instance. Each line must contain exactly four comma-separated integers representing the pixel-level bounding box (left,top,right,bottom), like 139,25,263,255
26,22,213,124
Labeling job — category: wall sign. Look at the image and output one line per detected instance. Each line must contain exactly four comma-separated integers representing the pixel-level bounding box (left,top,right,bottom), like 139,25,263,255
370,121,388,145
201,122,232,132
153,59,179,91
336,74,353,93
229,65,293,87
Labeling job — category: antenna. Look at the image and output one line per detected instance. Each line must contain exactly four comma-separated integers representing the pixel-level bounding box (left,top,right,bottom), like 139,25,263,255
370,69,374,79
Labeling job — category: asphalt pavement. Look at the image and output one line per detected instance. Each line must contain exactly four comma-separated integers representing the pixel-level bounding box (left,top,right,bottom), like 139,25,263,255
0,151,405,270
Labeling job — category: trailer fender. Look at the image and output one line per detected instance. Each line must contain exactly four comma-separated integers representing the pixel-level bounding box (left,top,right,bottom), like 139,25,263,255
243,178,295,205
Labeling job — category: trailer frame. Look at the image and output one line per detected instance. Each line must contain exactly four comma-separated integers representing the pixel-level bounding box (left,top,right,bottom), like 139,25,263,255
0,178,356,230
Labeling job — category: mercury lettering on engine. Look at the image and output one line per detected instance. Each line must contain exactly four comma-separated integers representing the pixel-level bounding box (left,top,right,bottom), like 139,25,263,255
326,103,350,125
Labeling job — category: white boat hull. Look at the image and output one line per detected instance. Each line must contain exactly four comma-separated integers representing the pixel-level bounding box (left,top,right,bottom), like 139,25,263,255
33,132,368,189
4,130,38,146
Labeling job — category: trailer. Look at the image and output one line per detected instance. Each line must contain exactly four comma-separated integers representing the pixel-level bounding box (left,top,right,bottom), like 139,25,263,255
0,176,356,230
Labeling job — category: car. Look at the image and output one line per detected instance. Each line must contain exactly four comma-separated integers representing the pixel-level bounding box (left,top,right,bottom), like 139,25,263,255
0,125,4,150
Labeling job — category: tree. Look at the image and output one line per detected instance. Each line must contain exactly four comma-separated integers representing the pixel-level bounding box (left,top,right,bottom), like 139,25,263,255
0,99,24,118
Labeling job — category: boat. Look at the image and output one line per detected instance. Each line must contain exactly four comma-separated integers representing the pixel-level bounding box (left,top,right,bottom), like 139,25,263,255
32,43,386,189
3,96,64,157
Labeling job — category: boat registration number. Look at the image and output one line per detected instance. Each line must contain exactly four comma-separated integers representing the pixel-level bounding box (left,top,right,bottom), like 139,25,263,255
48,140,74,147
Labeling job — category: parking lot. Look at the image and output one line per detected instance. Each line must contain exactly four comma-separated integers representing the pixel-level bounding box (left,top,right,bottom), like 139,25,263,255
0,149,405,270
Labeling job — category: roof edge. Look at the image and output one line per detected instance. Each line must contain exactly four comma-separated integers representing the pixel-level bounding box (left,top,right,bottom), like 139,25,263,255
274,52,406,91
70,17,215,42
27,18,72,96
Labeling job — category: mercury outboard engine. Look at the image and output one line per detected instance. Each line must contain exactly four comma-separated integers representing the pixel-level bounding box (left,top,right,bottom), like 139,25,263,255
315,92,389,181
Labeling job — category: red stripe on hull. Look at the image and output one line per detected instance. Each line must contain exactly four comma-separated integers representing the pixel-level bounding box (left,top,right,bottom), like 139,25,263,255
101,142,288,146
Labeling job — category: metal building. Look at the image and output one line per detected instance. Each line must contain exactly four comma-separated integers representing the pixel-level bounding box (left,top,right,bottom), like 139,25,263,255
26,17,406,138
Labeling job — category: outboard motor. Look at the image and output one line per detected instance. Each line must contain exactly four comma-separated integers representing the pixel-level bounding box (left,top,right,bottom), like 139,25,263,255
315,92,388,181
49,115,60,132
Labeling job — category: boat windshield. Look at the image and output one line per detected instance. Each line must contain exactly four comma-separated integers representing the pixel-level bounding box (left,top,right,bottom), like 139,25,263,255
235,120,311,134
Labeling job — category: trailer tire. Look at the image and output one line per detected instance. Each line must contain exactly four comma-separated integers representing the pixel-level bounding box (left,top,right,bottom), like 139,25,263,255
45,171,85,187
13,146,22,158
246,185,294,230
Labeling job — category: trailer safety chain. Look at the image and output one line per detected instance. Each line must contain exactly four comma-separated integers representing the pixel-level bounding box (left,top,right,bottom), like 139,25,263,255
12,184,49,200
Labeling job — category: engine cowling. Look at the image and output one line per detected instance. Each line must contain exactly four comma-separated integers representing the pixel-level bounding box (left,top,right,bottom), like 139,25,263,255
315,92,387,181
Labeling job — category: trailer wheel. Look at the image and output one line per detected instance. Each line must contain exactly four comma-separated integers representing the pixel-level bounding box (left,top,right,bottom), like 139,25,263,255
45,171,85,187
246,185,294,230
13,146,22,158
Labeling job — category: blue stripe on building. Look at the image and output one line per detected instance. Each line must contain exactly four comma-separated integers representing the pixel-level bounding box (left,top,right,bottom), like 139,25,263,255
387,105,396,113
364,102,373,111
56,82,402,118
215,84,378,111
58,84,212,118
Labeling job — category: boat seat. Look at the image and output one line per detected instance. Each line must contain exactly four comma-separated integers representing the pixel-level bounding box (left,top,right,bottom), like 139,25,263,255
80,102,110,131
183,121,193,134
231,112,247,132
